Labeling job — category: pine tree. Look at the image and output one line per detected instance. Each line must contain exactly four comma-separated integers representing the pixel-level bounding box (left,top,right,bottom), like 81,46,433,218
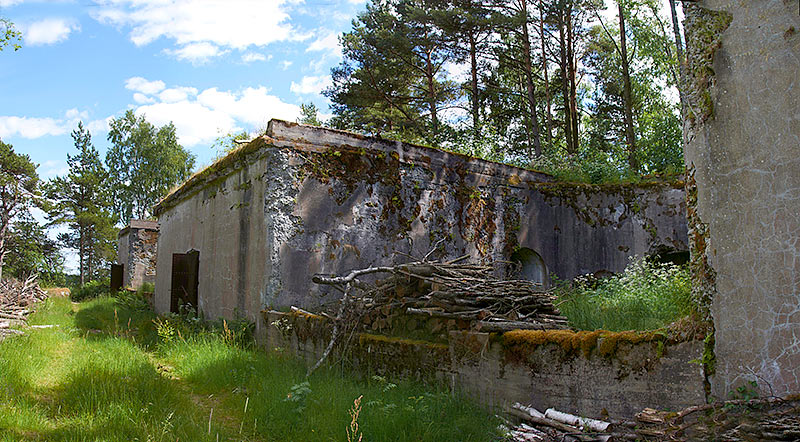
0,140,39,281
46,122,116,285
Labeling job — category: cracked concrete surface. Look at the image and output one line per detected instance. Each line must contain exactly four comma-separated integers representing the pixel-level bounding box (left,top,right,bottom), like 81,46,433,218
153,121,689,344
684,0,800,397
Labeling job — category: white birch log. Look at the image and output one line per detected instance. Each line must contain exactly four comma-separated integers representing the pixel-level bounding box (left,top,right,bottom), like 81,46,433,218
544,408,611,432
512,402,546,419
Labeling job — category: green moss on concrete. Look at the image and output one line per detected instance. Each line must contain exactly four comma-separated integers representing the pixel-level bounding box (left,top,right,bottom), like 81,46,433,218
501,328,676,364
155,137,272,215
684,3,733,126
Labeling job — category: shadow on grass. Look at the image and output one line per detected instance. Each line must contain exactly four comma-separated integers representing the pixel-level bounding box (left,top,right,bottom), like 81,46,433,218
18,358,220,441
73,298,159,349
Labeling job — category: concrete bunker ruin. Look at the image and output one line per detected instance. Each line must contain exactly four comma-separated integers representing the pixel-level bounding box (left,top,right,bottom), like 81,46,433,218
144,120,697,418
151,120,689,329
115,219,159,291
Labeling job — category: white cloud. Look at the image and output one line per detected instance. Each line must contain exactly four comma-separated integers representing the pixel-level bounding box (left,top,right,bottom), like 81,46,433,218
86,117,111,135
125,76,165,95
444,61,470,83
0,109,109,139
135,101,238,147
40,160,68,178
158,86,198,103
290,75,332,95
133,92,155,104
306,31,340,54
23,18,80,46
164,42,228,63
0,116,66,138
0,0,24,7
92,0,309,62
280,60,293,70
241,52,269,63
128,83,301,146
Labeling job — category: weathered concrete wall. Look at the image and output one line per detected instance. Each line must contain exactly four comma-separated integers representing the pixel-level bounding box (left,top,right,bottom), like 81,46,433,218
683,0,800,397
117,220,159,289
154,155,273,330
263,311,705,419
154,121,687,325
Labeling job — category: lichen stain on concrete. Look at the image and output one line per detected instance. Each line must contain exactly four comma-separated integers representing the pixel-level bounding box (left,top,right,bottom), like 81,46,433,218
682,0,800,398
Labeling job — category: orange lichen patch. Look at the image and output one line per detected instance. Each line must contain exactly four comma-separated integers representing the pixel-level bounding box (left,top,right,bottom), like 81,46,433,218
504,329,602,360
595,330,662,357
288,310,326,322
502,329,671,362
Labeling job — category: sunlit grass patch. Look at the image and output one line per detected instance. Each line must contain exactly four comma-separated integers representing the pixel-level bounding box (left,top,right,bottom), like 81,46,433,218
0,291,500,441
555,258,693,331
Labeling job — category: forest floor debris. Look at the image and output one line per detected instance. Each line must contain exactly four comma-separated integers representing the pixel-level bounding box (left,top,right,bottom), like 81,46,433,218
0,275,48,339
505,397,800,441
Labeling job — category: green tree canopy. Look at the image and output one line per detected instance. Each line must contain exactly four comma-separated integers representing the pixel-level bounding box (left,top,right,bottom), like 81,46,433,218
327,0,685,182
4,214,64,285
1,17,22,52
106,110,195,224
0,140,40,280
46,122,116,285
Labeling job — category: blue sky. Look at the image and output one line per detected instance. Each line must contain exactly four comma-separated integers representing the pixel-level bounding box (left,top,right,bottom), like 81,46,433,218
1,0,364,178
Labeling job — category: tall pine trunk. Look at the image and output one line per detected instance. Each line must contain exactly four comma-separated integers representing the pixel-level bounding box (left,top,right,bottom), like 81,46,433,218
558,18,575,154
469,32,481,137
79,225,85,285
0,212,10,281
669,0,687,120
520,0,543,159
539,2,553,147
425,48,439,137
618,1,639,171
566,14,579,152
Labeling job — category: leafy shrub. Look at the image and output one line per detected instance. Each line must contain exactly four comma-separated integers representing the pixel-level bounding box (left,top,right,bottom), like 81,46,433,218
70,278,112,302
116,290,151,313
153,307,255,349
555,257,693,331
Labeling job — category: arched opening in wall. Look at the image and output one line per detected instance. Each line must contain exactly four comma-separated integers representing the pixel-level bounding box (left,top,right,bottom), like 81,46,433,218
509,248,549,289
649,246,690,267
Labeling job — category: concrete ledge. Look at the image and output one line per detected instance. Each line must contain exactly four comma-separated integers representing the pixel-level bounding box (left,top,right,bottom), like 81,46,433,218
262,311,705,419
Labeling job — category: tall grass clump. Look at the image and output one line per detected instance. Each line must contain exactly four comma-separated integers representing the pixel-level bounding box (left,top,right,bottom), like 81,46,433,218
555,257,693,331
70,278,112,301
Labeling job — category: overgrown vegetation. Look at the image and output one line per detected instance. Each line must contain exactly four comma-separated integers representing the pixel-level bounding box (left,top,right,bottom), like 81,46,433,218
325,0,687,181
69,278,111,301
554,257,693,331
0,296,499,441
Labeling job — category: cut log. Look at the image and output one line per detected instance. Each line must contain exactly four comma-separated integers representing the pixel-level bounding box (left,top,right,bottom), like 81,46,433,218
545,408,611,432
512,402,546,419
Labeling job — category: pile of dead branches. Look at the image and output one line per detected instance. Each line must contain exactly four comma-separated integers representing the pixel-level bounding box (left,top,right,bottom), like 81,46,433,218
303,256,567,376
0,275,47,339
313,257,567,333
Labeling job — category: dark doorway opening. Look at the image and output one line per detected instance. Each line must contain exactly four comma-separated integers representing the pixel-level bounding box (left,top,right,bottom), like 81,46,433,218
509,247,549,288
171,250,199,314
649,247,690,266
110,264,123,292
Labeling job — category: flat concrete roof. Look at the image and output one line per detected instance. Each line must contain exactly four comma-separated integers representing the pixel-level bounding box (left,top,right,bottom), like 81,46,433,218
153,119,555,216
118,219,159,238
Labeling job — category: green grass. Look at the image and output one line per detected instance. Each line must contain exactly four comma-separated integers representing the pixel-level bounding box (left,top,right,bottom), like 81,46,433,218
0,296,499,441
555,258,693,331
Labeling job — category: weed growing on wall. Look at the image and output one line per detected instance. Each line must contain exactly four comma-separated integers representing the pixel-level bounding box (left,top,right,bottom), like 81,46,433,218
555,257,693,331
